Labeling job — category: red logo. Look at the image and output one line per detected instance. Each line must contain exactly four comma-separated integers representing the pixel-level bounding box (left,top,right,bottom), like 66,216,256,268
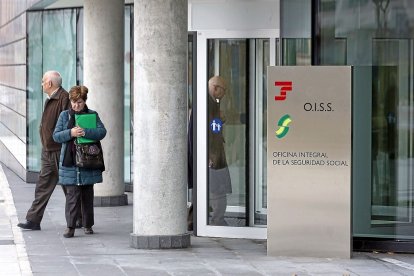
274,81,292,101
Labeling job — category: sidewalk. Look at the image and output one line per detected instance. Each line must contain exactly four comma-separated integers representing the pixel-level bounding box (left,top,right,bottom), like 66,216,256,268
2,163,414,275
0,165,31,275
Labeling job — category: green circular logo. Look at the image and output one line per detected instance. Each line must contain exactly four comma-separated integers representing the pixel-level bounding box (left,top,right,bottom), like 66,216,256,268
275,114,292,138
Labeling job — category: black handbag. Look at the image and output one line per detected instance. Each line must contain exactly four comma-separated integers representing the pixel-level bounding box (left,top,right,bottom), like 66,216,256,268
75,141,105,171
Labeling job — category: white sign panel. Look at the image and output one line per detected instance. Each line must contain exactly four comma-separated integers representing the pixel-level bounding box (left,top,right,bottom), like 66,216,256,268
267,66,352,258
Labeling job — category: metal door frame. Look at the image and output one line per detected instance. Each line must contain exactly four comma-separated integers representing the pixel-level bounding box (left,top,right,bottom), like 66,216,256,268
196,30,278,239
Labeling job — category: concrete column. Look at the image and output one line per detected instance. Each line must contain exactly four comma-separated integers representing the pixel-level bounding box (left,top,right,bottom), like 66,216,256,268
83,0,127,206
130,0,190,249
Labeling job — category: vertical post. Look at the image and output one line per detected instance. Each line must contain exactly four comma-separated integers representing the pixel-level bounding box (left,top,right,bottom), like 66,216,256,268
311,0,321,65
83,0,127,206
130,0,190,249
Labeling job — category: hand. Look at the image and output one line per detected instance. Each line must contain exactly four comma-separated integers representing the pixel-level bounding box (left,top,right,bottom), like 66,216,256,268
71,126,85,137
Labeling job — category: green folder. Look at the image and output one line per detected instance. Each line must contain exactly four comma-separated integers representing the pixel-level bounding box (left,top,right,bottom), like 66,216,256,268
75,113,97,144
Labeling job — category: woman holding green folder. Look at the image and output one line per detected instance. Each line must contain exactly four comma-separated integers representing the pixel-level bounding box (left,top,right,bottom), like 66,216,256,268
53,85,106,238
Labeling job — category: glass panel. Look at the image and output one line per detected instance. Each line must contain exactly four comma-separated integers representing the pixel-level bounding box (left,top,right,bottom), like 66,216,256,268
28,7,133,185
77,9,84,85
254,39,270,226
316,0,414,240
318,0,347,65
187,33,195,205
282,38,311,65
188,35,194,110
207,39,248,227
27,9,78,172
42,10,76,91
124,5,132,183
27,12,43,171
371,39,411,227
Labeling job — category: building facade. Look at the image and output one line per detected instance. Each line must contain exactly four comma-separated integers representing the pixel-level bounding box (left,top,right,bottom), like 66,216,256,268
1,0,414,252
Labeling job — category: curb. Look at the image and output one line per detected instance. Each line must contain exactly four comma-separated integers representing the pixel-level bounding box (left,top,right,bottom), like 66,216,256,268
0,164,32,276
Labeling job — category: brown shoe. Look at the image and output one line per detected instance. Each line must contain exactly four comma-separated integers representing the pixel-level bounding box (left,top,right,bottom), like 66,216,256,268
84,227,94,235
63,227,75,238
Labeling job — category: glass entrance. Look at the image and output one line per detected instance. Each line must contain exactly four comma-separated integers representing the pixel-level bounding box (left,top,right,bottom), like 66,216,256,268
353,39,414,239
207,39,249,227
313,0,414,244
196,31,277,238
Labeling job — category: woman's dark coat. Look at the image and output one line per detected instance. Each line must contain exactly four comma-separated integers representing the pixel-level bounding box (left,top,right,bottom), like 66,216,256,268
53,109,106,185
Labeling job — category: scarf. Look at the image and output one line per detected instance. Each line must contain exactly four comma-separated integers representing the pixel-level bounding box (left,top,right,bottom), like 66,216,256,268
62,105,89,167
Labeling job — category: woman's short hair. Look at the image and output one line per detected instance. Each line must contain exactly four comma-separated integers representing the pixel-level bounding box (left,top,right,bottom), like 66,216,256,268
69,85,88,102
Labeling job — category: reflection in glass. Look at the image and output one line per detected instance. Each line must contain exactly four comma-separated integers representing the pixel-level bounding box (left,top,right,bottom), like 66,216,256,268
315,0,414,240
27,12,43,171
254,39,270,226
27,8,133,184
42,10,76,90
77,9,84,84
124,5,132,183
207,38,270,227
207,39,248,227
207,76,232,226
371,39,411,226
27,9,77,171
188,35,194,110
282,38,311,65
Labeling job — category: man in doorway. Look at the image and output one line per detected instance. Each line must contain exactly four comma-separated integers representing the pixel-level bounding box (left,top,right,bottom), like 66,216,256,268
207,75,232,226
17,71,70,230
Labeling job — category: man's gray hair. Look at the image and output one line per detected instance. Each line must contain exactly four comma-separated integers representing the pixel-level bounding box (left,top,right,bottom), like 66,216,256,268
47,71,62,87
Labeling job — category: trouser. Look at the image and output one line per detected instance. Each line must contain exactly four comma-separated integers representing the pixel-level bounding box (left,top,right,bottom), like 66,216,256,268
65,185,94,228
26,150,63,223
209,193,227,226
187,188,194,229
187,204,193,229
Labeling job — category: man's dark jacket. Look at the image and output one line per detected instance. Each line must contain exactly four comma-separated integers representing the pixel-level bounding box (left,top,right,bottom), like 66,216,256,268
40,87,70,151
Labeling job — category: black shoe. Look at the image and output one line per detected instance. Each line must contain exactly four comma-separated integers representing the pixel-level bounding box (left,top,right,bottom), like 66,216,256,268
84,227,94,235
17,220,41,230
63,227,75,238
